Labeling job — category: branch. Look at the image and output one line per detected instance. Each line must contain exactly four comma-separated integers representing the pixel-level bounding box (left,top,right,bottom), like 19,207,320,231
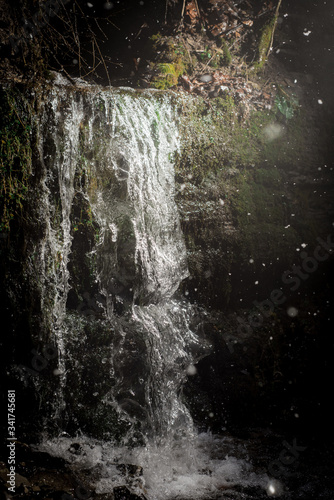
266,0,283,59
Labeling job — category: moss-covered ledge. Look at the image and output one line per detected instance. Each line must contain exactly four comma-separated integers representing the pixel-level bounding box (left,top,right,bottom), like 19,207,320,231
175,91,331,310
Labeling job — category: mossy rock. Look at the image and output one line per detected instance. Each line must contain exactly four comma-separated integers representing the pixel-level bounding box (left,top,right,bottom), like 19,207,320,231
252,16,276,71
175,90,321,308
151,62,185,90
148,34,192,90
0,86,33,233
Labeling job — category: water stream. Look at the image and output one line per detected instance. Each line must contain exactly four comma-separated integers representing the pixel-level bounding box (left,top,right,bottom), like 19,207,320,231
32,78,269,498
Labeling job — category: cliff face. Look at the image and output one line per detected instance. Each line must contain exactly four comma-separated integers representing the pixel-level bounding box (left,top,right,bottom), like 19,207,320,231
175,89,333,306
1,81,200,441
1,71,333,441
1,0,334,445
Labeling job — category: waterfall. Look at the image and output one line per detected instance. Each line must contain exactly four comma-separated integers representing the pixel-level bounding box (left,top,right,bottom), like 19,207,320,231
33,79,268,499
35,81,203,444
39,94,85,417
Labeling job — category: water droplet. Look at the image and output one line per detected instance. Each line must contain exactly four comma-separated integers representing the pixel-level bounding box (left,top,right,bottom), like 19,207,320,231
186,364,197,376
287,306,298,317
199,74,213,83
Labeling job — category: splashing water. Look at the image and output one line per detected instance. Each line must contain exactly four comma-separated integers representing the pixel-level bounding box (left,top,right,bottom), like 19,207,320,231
34,83,204,441
38,433,269,499
33,80,268,498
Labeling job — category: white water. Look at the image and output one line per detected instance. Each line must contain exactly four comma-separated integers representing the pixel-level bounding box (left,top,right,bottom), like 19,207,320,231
38,433,270,499
85,90,188,306
34,83,201,437
34,80,269,498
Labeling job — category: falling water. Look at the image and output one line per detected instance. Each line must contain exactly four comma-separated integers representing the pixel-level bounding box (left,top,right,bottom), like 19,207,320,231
34,78,268,498
83,88,203,444
35,80,203,442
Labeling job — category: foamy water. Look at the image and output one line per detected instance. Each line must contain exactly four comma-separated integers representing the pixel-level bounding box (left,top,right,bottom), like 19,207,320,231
37,432,270,499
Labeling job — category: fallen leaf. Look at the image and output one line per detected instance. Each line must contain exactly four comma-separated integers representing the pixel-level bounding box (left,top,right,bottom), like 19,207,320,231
211,21,228,35
186,1,198,24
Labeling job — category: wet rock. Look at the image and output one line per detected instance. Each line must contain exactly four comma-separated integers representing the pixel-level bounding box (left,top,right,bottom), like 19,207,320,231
16,482,31,496
113,485,147,500
0,443,94,500
117,398,148,422
110,464,146,495
116,157,130,180
198,74,213,83
229,484,272,499
46,491,77,500
68,443,83,455
116,464,143,477
13,472,30,488
19,447,67,471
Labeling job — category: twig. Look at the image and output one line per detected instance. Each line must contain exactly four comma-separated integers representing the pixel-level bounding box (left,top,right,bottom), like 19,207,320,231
204,52,215,69
92,39,95,70
266,0,283,59
181,0,186,18
47,23,84,63
180,36,194,72
94,18,108,39
104,18,121,30
229,30,248,49
194,0,201,21
82,60,102,78
93,34,111,87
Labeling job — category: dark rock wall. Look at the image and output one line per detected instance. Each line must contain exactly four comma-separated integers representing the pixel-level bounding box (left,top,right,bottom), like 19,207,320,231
174,73,334,438
1,70,333,442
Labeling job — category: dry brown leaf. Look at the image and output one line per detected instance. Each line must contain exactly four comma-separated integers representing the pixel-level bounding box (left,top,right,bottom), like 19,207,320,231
211,21,228,35
186,1,198,24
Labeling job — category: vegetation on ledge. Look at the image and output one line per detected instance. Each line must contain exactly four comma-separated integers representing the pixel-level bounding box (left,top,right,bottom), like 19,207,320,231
0,87,33,233
175,88,324,309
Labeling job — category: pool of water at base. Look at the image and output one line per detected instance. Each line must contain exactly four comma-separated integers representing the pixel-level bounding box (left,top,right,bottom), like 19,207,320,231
36,430,334,500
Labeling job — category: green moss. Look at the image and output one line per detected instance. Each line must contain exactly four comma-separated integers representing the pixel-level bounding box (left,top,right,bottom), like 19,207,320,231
176,94,282,185
198,46,212,63
175,90,316,308
176,90,313,191
158,62,178,75
0,87,33,233
151,61,186,90
231,166,297,248
148,34,192,90
253,17,276,71
150,33,163,45
148,32,232,88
